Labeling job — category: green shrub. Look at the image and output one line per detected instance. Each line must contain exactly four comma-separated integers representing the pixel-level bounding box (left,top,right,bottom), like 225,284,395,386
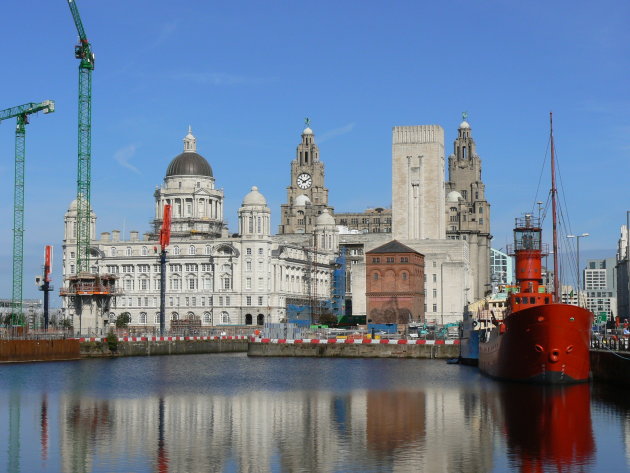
107,330,118,353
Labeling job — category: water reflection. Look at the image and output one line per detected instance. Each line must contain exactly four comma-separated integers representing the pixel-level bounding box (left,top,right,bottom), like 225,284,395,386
0,357,626,472
50,388,497,473
495,383,595,472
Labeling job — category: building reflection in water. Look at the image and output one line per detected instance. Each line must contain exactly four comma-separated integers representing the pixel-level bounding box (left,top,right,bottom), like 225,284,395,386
592,383,630,471
496,383,595,472
56,387,496,473
40,395,48,462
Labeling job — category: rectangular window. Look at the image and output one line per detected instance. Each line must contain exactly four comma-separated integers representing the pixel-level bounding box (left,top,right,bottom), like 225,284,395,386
372,257,380,263
169,297,173,306
386,257,394,263
188,278,196,290
246,296,252,306
433,304,437,312
225,296,230,306
218,296,223,306
433,274,437,283
246,278,252,290
433,289,437,298
258,278,264,290
192,297,196,306
246,261,252,271
400,257,408,263
258,296,263,306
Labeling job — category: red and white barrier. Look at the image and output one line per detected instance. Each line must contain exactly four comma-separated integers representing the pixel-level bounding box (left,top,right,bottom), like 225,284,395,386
75,335,249,343
254,338,459,345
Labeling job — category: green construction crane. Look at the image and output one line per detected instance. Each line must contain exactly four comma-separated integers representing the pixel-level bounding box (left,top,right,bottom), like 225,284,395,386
0,101,55,325
67,0,95,274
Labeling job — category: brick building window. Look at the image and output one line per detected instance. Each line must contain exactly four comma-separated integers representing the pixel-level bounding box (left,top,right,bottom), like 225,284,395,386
386,257,394,263
372,257,380,263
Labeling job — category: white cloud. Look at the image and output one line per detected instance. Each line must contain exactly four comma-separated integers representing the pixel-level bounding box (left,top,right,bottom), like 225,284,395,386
318,123,356,143
114,144,140,174
173,72,273,86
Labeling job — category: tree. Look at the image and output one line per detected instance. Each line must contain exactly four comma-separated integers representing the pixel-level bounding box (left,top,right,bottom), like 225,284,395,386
116,313,131,328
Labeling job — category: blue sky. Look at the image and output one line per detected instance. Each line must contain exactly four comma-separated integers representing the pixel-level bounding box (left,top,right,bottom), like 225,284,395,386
0,0,628,301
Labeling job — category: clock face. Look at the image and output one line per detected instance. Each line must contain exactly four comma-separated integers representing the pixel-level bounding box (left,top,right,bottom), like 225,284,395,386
297,173,312,190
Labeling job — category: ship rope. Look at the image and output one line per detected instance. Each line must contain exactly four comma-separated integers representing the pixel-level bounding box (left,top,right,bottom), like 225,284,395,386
532,130,581,293
597,343,630,361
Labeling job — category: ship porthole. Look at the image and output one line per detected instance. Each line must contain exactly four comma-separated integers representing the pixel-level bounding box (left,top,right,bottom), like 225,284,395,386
535,344,544,353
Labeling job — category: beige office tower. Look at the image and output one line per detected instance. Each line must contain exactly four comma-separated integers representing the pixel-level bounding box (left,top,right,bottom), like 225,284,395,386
392,126,446,240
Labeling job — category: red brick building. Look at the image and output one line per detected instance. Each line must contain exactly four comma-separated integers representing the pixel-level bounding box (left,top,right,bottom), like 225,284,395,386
366,240,425,324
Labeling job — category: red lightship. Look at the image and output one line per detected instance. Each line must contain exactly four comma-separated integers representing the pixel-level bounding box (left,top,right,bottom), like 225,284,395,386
479,114,593,384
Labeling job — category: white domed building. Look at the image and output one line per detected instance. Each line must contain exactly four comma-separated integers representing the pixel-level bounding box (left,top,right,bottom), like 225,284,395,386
61,128,335,334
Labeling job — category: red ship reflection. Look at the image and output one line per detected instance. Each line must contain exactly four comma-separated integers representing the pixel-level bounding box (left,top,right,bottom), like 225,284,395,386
498,383,595,472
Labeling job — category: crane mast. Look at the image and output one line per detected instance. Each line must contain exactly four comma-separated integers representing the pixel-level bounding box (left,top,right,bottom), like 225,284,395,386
0,101,55,327
67,0,95,274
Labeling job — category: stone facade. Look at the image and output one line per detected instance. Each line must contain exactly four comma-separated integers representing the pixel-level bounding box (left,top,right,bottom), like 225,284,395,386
445,119,492,300
392,125,446,241
365,240,425,324
61,129,335,334
334,208,392,234
278,126,334,234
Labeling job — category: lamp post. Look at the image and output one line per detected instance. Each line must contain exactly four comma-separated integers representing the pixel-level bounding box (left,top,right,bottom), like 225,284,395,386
567,233,589,307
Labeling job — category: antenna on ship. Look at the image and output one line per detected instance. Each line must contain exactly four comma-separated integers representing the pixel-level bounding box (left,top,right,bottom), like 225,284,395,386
550,112,560,303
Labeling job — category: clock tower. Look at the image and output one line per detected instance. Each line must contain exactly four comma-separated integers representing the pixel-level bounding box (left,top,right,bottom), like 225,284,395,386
279,122,334,234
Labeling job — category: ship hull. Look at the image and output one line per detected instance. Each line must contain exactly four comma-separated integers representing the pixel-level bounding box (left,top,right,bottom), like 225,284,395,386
479,303,592,384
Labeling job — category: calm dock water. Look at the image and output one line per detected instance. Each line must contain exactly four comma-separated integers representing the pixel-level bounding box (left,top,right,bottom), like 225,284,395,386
0,353,629,472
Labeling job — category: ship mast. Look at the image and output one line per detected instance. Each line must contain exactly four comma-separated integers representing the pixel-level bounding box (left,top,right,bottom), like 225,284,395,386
550,112,560,303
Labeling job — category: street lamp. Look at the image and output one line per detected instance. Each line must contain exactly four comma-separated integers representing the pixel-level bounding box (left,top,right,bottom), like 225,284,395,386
567,233,589,307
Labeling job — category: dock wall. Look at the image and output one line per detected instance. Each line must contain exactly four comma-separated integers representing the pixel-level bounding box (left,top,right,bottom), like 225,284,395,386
590,349,630,386
248,339,460,358
80,336,249,358
0,339,80,363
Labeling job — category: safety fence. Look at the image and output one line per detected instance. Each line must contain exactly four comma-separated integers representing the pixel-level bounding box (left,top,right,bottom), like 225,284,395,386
75,335,251,343
253,338,460,345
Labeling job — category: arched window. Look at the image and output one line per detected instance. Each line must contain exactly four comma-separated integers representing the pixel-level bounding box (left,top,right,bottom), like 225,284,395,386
173,246,181,255
205,245,211,255
373,272,379,280
222,277,231,290
126,247,132,256
139,276,149,291
189,245,196,255
187,277,197,290
245,314,253,325
155,313,160,324
221,311,230,324
203,312,211,324
141,246,148,256
139,312,147,324
248,216,254,233
203,276,212,290
171,312,179,321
